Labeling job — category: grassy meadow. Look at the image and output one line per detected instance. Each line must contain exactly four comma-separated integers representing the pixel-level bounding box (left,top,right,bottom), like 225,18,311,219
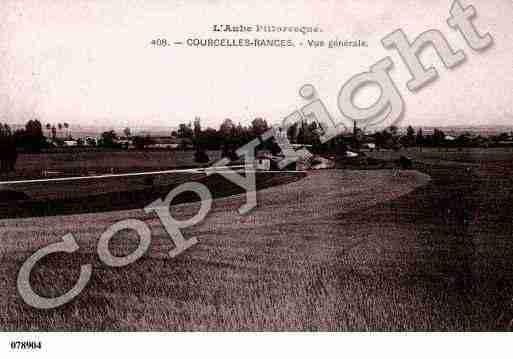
0,148,512,330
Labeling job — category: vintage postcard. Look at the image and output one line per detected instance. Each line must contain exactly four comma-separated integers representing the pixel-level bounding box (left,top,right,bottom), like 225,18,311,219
0,0,512,356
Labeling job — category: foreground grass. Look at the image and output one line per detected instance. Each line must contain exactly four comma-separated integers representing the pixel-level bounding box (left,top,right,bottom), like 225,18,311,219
0,170,438,330
1,148,513,331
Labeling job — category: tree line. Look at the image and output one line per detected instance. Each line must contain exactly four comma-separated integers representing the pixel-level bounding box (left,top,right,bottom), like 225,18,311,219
180,119,513,155
0,120,48,174
2,117,512,174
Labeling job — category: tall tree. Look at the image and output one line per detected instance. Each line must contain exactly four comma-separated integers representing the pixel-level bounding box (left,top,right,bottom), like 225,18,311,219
21,119,46,152
251,118,268,137
416,128,424,151
433,128,446,149
193,117,202,139
177,123,193,138
219,119,235,136
402,125,416,147
287,123,298,143
0,123,17,173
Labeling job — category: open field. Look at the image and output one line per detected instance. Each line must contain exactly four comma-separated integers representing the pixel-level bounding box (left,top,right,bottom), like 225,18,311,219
0,169,432,330
371,147,513,166
0,147,512,330
0,150,222,181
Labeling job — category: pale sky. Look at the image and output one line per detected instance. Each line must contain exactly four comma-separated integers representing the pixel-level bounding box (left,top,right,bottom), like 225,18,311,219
1,0,512,129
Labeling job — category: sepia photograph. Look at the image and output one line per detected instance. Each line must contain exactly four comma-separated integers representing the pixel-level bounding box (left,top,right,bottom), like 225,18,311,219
0,0,513,356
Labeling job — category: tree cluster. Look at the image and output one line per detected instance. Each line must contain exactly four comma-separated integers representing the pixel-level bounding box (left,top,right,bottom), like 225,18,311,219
0,124,17,173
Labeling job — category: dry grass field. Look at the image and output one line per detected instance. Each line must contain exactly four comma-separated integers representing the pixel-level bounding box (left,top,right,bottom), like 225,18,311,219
0,169,433,330
1,148,512,331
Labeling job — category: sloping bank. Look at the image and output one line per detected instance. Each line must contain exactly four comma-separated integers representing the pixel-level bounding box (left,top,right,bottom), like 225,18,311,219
172,169,431,229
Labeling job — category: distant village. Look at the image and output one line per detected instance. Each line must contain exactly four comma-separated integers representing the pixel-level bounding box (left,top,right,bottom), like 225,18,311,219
1,116,513,175
1,117,513,154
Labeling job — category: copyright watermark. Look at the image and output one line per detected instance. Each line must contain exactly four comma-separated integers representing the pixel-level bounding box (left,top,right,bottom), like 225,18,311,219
17,0,493,309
